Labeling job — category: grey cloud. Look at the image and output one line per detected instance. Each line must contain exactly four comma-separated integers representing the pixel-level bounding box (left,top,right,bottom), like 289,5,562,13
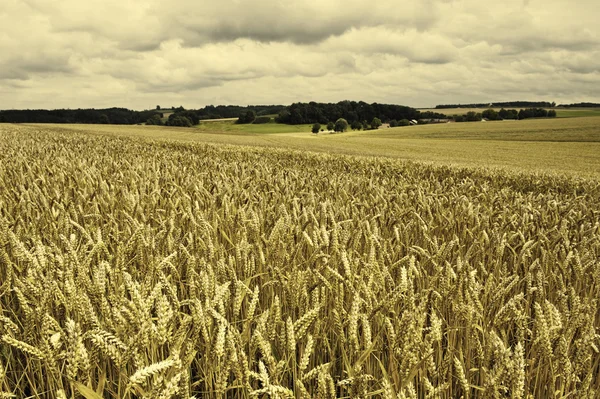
1,0,599,109
156,0,440,46
0,54,74,81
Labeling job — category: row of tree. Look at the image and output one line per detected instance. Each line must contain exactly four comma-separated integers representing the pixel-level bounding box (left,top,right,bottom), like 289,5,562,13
145,110,202,127
452,108,557,122
311,116,390,133
436,101,556,109
274,101,446,125
437,101,600,109
0,108,157,124
559,102,600,108
0,103,562,128
196,105,285,120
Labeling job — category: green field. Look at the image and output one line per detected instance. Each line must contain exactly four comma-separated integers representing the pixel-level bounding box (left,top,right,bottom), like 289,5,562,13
554,108,600,118
196,120,315,134
35,115,600,178
0,123,599,398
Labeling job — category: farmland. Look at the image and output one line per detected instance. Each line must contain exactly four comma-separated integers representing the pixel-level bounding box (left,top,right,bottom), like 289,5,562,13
1,122,599,398
42,115,600,178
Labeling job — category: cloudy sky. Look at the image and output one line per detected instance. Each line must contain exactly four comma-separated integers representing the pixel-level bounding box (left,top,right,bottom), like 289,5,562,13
1,0,599,110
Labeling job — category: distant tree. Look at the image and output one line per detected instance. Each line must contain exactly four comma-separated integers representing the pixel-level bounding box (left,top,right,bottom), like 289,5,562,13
237,110,256,124
389,120,398,127
453,115,465,122
482,109,500,120
499,109,519,120
276,109,291,124
99,114,110,124
334,118,348,132
362,120,369,130
171,110,199,125
312,123,321,134
156,105,161,110
350,120,362,130
326,121,335,131
370,117,382,129
398,119,410,126
253,116,272,124
465,111,481,122
146,114,163,125
166,116,192,127
548,110,557,117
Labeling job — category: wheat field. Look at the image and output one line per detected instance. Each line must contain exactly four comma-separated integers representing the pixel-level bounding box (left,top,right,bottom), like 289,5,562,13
0,124,599,398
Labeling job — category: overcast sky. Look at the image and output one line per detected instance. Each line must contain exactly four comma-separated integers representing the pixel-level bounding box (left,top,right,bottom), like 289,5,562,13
1,0,599,109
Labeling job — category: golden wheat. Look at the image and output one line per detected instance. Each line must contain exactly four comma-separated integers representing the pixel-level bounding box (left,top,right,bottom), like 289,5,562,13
0,124,598,398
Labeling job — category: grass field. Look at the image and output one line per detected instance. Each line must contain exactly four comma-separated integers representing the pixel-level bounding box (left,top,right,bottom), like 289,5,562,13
196,120,315,134
38,116,600,178
0,122,599,398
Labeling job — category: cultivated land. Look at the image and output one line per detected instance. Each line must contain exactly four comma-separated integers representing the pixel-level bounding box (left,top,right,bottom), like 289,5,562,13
0,120,599,398
27,115,600,178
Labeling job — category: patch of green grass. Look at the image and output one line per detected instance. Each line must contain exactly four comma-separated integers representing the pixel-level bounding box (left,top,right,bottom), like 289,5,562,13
555,108,600,118
196,120,315,134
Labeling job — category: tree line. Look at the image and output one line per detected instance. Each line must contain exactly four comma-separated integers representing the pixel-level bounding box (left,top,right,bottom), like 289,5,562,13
0,102,561,129
452,108,556,122
0,108,157,124
273,101,446,125
435,101,556,109
196,105,285,120
559,102,600,108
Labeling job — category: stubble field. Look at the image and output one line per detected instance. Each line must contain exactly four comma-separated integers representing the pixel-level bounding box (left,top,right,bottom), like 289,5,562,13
0,123,599,398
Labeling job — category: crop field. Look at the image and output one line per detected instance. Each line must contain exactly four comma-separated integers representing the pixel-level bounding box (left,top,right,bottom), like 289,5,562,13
41,116,600,178
0,123,599,398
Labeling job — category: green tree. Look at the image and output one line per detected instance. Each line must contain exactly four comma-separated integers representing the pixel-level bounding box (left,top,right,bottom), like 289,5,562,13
237,110,256,124
326,121,335,131
276,109,291,123
465,111,481,122
146,114,163,125
312,123,321,134
371,117,382,130
398,119,410,126
334,118,348,132
165,116,192,127
547,110,557,117
350,120,362,130
482,109,500,120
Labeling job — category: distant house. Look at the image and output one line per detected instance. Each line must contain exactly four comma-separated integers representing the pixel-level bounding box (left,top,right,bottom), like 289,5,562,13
409,119,418,125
